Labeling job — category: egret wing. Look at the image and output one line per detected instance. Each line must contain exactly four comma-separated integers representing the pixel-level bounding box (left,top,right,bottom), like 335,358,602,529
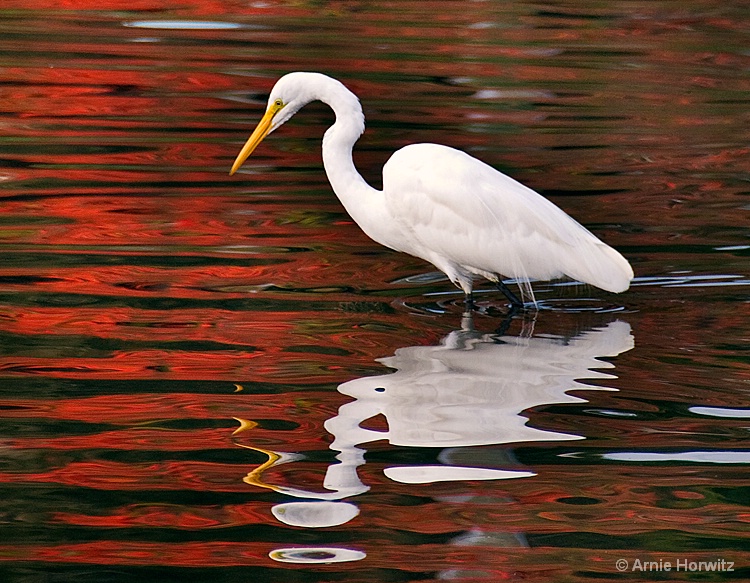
382,143,632,292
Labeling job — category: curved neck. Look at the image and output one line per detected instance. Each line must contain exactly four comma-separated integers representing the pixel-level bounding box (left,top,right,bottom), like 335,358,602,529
288,75,391,246
318,83,380,205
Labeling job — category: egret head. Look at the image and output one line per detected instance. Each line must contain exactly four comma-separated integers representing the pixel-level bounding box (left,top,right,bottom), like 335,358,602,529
230,72,360,175
229,72,330,175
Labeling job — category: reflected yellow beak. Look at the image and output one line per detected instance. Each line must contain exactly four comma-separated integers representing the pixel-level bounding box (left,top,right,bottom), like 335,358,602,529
229,107,277,175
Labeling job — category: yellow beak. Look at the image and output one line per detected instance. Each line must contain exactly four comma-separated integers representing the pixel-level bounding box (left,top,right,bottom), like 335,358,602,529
229,107,276,175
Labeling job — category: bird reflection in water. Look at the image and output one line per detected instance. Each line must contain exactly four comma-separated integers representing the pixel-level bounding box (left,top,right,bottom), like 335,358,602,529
235,314,634,563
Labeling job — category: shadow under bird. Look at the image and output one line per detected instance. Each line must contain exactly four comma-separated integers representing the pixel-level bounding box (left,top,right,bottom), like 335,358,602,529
230,72,633,308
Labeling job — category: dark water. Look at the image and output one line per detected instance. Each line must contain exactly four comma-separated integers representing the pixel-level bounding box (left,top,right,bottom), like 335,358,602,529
0,2,748,581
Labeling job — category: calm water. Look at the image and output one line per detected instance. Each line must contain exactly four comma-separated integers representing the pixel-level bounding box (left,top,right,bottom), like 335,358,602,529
0,1,748,581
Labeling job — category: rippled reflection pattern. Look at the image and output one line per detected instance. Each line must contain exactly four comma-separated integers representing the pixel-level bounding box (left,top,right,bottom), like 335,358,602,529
237,316,633,564
0,1,748,582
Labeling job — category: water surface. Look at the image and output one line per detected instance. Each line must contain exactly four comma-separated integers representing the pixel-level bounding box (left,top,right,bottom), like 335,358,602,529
0,2,748,581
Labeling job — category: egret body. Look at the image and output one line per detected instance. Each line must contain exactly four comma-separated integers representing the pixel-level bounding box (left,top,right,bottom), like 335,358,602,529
230,72,633,307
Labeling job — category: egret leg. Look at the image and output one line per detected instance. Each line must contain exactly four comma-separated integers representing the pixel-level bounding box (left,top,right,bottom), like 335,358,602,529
494,304,536,336
464,291,475,311
493,310,515,336
496,280,523,309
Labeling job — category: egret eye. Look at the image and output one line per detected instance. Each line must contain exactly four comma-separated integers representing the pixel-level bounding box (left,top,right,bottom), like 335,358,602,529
273,98,284,108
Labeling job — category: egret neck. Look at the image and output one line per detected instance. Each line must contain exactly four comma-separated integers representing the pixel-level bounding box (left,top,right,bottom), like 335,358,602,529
316,80,394,249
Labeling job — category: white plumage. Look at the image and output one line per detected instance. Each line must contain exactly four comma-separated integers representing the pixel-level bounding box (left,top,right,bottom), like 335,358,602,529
230,72,633,307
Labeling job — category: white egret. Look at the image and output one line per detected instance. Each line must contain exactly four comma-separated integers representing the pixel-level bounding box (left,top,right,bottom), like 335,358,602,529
230,72,633,308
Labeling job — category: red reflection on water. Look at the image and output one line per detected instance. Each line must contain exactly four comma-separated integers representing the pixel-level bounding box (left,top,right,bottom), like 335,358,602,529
0,2,748,580
0,306,446,380
53,501,271,529
0,392,340,425
0,460,251,492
